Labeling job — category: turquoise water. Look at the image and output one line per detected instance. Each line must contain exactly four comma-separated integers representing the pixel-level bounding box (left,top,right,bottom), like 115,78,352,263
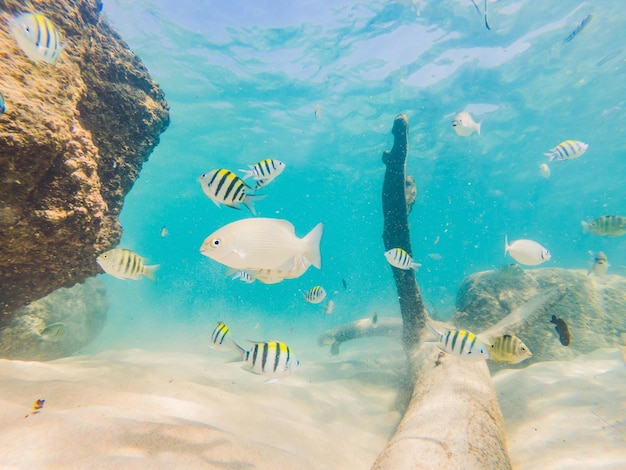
93,0,626,348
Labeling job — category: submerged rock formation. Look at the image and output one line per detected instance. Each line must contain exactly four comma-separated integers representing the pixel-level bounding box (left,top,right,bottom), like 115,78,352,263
0,0,169,318
0,278,108,361
454,267,626,366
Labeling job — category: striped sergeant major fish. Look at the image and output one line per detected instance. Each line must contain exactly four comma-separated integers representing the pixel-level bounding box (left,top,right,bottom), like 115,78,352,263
210,321,234,351
581,215,626,237
543,140,588,162
199,169,266,215
489,334,532,364
426,324,491,361
239,159,286,190
304,285,326,304
9,13,65,65
384,248,421,271
96,248,159,281
234,340,300,381
231,270,255,283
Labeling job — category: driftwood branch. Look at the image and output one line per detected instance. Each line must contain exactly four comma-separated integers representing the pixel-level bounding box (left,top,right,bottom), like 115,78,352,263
372,115,512,470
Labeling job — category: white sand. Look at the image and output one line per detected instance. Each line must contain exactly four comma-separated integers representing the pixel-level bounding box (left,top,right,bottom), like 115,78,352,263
494,349,626,470
0,338,403,469
1,338,624,469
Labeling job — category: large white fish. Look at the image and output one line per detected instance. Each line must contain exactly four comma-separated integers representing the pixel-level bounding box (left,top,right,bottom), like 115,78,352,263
504,236,551,266
452,111,481,136
201,218,323,271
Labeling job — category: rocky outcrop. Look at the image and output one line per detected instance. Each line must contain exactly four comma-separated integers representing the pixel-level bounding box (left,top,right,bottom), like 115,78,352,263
453,267,626,366
0,277,108,360
0,0,169,318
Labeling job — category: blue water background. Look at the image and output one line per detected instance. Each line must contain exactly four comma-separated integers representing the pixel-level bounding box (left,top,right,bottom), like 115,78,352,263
90,0,626,350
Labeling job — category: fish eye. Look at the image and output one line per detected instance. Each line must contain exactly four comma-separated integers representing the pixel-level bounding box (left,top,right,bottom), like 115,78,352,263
521,347,526,351
210,238,221,248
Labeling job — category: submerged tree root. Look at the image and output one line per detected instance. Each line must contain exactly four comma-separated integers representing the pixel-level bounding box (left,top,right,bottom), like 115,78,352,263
372,114,511,470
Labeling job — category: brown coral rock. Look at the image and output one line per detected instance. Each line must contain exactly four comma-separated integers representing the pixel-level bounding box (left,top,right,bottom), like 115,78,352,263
0,0,169,317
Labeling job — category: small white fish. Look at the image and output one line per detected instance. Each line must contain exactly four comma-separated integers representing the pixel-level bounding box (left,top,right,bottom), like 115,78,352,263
9,13,65,65
538,163,550,179
324,299,335,315
452,111,481,137
385,248,421,270
200,218,323,271
160,225,168,238
544,140,588,162
199,169,266,215
234,340,300,380
304,285,326,304
239,159,286,190
97,248,159,280
504,236,551,266
426,324,490,361
588,251,609,276
211,321,234,351
427,253,443,261
315,104,322,120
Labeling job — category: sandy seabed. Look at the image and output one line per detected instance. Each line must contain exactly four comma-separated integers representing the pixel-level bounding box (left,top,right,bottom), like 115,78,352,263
0,339,624,469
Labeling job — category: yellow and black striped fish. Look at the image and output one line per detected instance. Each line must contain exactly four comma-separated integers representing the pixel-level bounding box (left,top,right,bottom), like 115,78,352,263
9,13,65,65
304,285,326,304
235,340,300,379
489,334,532,364
96,248,159,280
199,169,265,215
581,215,626,237
210,321,234,351
543,140,588,162
240,159,286,190
427,324,490,361
384,248,421,271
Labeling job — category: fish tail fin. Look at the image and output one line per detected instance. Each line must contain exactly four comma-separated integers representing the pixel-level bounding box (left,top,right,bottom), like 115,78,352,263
225,341,247,363
477,121,482,136
143,264,159,281
504,234,509,256
543,152,556,162
581,221,590,234
302,222,324,269
411,261,422,270
423,322,442,343
239,168,254,180
243,194,267,216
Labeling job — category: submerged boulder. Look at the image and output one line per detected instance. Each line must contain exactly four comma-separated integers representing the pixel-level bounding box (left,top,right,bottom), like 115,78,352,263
0,0,169,317
453,267,626,366
0,277,108,361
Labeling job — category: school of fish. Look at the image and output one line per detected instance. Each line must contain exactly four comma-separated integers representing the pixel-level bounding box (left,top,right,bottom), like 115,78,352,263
4,7,612,388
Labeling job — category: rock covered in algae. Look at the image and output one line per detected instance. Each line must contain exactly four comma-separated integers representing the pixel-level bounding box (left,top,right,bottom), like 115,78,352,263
0,278,108,361
0,0,170,316
453,267,626,366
